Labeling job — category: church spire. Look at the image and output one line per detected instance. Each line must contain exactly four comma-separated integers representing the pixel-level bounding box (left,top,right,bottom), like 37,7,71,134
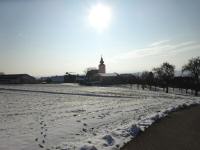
100,56,104,64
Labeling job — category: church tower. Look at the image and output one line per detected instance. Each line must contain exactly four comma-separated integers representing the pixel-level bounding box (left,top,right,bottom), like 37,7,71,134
98,56,106,73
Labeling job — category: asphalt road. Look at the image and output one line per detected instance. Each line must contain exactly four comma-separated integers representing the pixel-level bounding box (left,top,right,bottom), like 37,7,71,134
121,105,200,150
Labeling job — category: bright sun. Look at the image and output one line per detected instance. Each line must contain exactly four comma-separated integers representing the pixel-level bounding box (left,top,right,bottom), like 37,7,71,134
89,3,111,32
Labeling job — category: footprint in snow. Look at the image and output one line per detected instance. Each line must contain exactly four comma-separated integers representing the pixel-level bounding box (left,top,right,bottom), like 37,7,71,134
82,128,87,132
38,144,44,148
102,135,115,146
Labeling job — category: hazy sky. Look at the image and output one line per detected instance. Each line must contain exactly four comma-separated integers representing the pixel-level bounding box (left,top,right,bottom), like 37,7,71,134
0,0,200,76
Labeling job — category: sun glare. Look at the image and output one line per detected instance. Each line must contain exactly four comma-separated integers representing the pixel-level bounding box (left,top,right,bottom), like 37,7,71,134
88,3,111,32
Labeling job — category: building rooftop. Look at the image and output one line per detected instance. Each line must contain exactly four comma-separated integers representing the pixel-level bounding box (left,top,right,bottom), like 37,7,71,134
0,74,34,79
98,73,118,77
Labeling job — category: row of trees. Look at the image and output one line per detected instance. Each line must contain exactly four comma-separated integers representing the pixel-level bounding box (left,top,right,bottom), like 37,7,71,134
136,57,200,96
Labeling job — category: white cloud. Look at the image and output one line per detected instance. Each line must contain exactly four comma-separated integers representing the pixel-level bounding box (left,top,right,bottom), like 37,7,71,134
150,40,170,47
105,40,200,73
109,40,200,62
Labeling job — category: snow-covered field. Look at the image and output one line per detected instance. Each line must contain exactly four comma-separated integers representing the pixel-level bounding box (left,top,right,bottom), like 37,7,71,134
0,84,199,150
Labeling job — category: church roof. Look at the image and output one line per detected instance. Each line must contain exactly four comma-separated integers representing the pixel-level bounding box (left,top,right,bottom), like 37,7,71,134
98,73,118,77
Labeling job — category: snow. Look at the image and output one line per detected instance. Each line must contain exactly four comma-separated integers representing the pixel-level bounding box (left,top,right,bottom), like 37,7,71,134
98,73,118,77
0,84,199,150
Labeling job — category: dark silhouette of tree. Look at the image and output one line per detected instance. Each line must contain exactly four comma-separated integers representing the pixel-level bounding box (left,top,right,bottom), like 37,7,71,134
182,57,200,96
140,71,149,89
147,71,154,90
140,71,155,90
64,72,76,83
153,62,175,93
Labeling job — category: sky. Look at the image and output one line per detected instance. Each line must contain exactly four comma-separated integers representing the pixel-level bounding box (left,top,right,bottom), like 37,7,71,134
0,0,200,76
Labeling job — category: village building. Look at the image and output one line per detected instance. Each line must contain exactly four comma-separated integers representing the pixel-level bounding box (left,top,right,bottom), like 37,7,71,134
0,74,36,84
50,75,65,83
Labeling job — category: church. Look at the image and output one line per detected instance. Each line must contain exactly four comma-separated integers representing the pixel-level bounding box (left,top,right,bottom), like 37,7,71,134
84,56,119,85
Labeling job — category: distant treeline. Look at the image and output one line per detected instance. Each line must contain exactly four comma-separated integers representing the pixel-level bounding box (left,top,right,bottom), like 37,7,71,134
123,57,200,96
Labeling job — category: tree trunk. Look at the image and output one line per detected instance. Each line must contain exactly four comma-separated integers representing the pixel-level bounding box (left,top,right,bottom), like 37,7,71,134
195,89,198,96
142,84,144,90
166,86,169,93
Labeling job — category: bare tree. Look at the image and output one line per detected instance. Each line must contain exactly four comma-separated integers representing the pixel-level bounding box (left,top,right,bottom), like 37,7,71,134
153,62,175,93
141,71,149,89
182,57,200,96
147,71,154,90
140,71,154,90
